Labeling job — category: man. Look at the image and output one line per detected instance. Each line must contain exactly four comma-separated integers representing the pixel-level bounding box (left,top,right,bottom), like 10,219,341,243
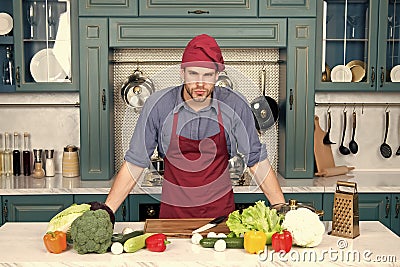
104,34,285,219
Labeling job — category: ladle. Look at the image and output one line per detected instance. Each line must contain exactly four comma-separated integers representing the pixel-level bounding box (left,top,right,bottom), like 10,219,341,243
339,111,350,155
380,111,392,158
349,111,358,154
323,111,336,144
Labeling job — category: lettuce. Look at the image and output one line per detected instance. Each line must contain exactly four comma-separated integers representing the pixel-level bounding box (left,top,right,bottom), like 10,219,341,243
226,200,283,238
47,203,91,233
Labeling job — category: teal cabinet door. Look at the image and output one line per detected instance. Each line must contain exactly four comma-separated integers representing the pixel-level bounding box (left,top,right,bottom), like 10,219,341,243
138,0,257,17
391,194,400,235
109,18,286,48
3,195,73,223
79,0,138,17
279,18,315,178
323,193,391,228
259,0,316,17
12,0,79,92
74,194,129,222
79,18,114,180
129,194,161,222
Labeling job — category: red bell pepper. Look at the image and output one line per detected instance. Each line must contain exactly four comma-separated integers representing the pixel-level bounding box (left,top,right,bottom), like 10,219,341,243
271,230,292,253
145,233,171,252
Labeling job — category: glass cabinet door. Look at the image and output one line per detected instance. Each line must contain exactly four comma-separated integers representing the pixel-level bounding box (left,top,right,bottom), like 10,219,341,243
318,0,378,91
376,0,400,91
13,0,78,91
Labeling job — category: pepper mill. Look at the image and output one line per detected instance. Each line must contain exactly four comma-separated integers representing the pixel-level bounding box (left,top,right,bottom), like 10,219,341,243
32,149,45,179
45,149,55,177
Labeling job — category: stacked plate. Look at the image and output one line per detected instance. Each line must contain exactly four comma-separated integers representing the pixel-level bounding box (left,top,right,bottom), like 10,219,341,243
390,65,400,82
331,60,366,82
0,13,13,35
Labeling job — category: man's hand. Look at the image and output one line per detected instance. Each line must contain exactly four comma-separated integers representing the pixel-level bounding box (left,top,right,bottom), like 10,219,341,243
89,202,115,225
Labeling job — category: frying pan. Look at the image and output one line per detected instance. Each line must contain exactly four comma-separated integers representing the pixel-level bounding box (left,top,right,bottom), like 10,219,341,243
215,71,233,89
250,69,279,132
121,68,155,110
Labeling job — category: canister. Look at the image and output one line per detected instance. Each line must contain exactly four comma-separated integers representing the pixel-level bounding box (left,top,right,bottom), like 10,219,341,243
62,145,79,177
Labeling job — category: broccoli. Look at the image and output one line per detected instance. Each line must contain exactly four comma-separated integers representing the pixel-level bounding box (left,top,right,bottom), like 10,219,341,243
70,209,113,254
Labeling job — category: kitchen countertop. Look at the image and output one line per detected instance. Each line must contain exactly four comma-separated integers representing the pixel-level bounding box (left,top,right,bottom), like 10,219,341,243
0,221,399,266
0,170,399,195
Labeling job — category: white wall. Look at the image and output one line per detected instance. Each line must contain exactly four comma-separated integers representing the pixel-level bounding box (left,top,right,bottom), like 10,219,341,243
0,92,80,173
315,92,400,171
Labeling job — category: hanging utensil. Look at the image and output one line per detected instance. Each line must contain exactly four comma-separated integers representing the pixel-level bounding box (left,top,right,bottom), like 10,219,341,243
323,111,336,144
215,71,233,89
339,110,350,155
121,68,155,111
348,111,358,154
380,111,392,158
250,68,279,133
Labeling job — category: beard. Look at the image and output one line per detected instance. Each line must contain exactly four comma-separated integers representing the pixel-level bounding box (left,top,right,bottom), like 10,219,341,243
184,85,213,102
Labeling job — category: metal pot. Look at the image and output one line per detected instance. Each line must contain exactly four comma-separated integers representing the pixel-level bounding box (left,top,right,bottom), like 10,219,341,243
270,199,324,217
151,158,164,175
121,68,155,110
250,69,279,132
215,71,233,89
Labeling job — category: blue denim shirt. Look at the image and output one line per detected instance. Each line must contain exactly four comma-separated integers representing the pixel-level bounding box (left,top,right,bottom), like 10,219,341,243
125,85,268,168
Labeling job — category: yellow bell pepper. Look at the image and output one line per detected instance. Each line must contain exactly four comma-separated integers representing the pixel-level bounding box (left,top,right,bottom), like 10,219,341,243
244,230,267,254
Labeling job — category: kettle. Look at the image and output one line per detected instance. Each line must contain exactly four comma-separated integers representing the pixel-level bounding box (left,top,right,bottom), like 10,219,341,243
62,145,80,177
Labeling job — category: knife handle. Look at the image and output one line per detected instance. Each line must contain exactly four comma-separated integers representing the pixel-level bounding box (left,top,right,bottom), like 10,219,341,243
210,216,227,224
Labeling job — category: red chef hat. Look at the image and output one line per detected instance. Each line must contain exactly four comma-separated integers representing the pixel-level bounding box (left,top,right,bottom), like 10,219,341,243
181,34,225,71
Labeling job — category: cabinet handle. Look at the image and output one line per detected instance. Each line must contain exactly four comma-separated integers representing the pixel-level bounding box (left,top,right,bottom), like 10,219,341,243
395,197,399,219
122,203,126,221
147,206,156,217
289,89,294,110
370,67,375,87
380,67,384,87
16,66,20,87
101,89,106,111
3,200,8,223
385,196,390,218
188,10,209,14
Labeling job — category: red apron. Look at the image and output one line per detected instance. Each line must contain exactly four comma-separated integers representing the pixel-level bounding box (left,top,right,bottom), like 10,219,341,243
159,104,235,218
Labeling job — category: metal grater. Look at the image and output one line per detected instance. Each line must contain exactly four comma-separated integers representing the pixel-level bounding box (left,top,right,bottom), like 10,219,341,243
331,181,360,239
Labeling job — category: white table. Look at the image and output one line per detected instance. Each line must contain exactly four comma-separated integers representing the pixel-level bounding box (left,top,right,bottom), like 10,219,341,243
0,221,399,266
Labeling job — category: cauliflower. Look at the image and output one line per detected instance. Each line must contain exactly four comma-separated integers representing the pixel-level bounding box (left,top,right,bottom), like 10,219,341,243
70,209,113,254
281,208,325,247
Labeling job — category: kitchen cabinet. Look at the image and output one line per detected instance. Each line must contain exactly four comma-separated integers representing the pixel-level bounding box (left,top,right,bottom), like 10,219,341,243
0,0,15,93
315,0,400,92
278,18,316,178
129,194,161,221
10,0,79,92
138,0,257,17
74,194,129,222
79,0,138,17
109,18,286,48
323,193,393,232
79,17,114,180
390,194,400,235
259,0,316,17
2,195,73,223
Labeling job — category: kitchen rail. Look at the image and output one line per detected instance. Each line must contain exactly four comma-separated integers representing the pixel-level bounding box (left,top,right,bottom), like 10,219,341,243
0,102,80,108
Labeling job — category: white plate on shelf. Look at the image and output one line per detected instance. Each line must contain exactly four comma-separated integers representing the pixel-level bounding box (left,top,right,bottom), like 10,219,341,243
390,65,400,82
331,65,352,82
30,48,67,82
0,13,13,35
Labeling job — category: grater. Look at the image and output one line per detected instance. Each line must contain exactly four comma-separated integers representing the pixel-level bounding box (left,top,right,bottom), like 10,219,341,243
331,181,360,238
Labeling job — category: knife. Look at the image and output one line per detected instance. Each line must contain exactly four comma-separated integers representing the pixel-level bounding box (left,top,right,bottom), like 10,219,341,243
191,216,227,234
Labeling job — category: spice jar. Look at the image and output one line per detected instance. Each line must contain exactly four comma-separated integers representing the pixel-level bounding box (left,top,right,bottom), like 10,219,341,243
62,145,79,177
45,149,55,177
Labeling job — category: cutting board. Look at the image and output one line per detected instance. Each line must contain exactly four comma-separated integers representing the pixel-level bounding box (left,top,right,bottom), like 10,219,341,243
144,218,230,238
314,115,335,173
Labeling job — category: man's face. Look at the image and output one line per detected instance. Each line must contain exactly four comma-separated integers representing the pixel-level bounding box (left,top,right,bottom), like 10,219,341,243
181,66,218,102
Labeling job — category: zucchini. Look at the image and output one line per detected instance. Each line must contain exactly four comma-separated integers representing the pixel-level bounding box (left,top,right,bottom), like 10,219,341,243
123,233,154,253
111,230,144,243
200,237,244,249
